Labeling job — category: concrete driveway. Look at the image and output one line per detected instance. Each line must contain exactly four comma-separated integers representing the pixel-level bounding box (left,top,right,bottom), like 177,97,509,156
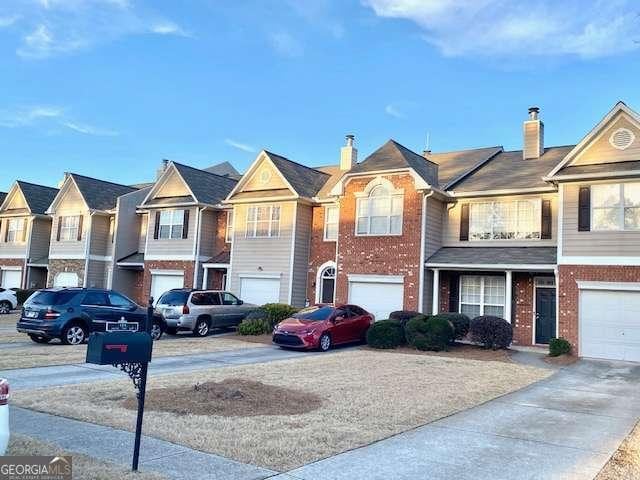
279,359,640,480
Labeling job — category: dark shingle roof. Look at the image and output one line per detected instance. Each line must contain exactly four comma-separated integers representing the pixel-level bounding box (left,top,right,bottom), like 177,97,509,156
264,151,330,199
427,247,557,266
426,146,503,189
172,162,238,205
351,140,439,186
117,252,145,264
449,146,574,193
70,174,138,211
204,251,231,264
204,161,241,180
16,181,59,214
553,160,640,178
0,192,6,205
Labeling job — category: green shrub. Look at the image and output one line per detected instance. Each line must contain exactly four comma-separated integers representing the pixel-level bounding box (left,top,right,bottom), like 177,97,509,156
405,314,454,351
389,310,421,328
14,288,38,305
549,337,572,357
469,316,513,350
261,303,299,329
436,312,470,341
237,317,271,335
366,320,405,349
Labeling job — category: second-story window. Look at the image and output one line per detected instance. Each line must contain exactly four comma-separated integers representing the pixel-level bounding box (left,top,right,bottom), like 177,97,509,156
469,199,541,240
59,216,80,241
246,205,280,238
225,210,234,243
324,205,339,241
592,182,640,231
356,185,403,236
6,218,25,243
159,210,185,239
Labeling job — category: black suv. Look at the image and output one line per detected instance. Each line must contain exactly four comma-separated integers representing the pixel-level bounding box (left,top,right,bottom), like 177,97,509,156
17,288,166,345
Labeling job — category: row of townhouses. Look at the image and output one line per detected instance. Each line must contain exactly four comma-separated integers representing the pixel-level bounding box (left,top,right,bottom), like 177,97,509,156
1,101,639,361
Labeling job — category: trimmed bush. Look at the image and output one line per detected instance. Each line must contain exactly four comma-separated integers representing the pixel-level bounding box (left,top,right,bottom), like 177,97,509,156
389,310,421,328
549,337,572,357
261,303,299,329
436,312,470,341
238,317,271,335
405,314,454,351
469,315,513,350
14,288,38,305
366,320,405,349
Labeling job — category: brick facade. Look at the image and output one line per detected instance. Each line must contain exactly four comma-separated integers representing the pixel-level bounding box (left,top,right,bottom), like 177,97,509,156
47,259,85,287
142,260,195,302
334,174,422,311
558,265,640,353
129,270,145,305
307,205,336,304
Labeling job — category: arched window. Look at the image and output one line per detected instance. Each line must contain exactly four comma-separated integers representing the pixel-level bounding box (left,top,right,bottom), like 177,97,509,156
319,265,336,304
356,180,403,235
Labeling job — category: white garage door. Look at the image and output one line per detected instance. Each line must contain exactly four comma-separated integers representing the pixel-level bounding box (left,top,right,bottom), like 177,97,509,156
53,272,79,288
240,277,280,306
581,289,640,361
348,277,404,320
151,273,184,305
1,269,22,289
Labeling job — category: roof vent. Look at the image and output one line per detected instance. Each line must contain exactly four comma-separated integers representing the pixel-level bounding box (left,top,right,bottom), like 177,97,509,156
609,128,635,150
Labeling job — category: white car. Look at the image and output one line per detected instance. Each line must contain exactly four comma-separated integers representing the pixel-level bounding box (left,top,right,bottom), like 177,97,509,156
0,379,8,455
0,288,17,314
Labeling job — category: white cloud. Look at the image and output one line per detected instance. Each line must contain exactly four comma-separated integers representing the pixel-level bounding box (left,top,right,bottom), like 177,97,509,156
61,121,119,136
363,0,640,58
385,103,406,119
268,31,304,57
149,20,190,37
225,138,256,153
0,15,20,28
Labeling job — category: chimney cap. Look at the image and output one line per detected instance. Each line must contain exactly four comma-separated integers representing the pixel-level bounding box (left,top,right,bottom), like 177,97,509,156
345,134,355,147
528,106,540,120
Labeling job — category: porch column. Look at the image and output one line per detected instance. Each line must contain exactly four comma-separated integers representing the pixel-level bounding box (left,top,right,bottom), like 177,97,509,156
505,270,512,323
202,267,209,290
431,268,439,315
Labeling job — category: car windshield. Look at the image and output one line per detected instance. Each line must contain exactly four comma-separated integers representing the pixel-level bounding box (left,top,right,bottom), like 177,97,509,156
27,290,80,306
293,305,334,321
158,291,189,306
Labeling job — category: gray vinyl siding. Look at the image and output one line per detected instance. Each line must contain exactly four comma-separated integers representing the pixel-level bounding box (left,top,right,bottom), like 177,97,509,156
562,182,640,256
28,217,52,261
90,215,111,256
86,259,106,288
423,270,434,314
198,210,218,258
138,213,148,253
229,201,295,304
423,196,444,314
49,213,90,258
0,216,28,257
145,207,197,258
291,203,312,307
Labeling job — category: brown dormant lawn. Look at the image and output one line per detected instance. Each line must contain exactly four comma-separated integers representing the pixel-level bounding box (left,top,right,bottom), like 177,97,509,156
597,420,640,480
13,350,551,471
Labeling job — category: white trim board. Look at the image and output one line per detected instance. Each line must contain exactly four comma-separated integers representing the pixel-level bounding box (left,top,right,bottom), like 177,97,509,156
558,256,640,266
202,263,231,269
576,281,640,292
0,266,23,271
238,272,282,279
0,254,27,259
149,269,185,276
347,274,404,284
143,254,197,261
426,263,556,271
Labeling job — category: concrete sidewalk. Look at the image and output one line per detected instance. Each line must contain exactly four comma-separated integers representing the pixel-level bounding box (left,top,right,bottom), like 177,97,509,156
1,346,316,390
11,407,276,480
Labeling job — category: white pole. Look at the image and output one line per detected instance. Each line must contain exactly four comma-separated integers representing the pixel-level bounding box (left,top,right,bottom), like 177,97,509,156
505,270,513,323
431,269,439,315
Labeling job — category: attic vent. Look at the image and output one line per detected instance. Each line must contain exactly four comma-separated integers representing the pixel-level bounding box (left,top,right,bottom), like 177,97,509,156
609,128,635,150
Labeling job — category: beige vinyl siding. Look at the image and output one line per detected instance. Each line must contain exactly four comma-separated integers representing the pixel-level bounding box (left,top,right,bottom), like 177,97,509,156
198,209,218,258
28,217,52,261
562,181,640,256
49,184,89,258
154,169,192,197
0,216,28,257
242,161,290,192
90,215,111,257
86,259,106,288
138,213,148,253
145,207,197,258
572,115,640,166
229,201,295,304
443,193,557,247
291,203,312,307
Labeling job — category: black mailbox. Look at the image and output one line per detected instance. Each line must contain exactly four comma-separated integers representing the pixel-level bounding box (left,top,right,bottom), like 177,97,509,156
86,332,153,365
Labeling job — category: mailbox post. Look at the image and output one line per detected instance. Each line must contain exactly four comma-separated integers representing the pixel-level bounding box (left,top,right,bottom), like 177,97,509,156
86,297,155,471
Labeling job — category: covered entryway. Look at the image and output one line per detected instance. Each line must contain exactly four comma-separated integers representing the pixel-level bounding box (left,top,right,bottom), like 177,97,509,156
316,262,336,304
53,271,79,288
1,268,22,289
580,283,640,361
348,275,404,320
150,271,184,304
534,277,556,345
239,275,280,305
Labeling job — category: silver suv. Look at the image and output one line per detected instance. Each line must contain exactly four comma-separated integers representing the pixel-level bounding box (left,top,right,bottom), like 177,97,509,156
155,289,257,337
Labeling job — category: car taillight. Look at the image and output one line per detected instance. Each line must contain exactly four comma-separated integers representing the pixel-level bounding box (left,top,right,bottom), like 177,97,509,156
182,305,190,314
0,379,8,406
44,307,60,320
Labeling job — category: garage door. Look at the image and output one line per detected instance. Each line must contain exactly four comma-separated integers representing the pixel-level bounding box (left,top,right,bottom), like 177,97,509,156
1,269,21,289
240,277,280,306
151,273,184,305
581,289,640,361
348,277,404,320
53,272,79,288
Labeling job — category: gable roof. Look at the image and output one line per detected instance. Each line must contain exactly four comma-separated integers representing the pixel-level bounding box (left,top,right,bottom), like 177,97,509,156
264,151,331,199
69,174,138,211
426,146,503,189
203,161,241,180
0,192,6,205
172,162,238,205
15,181,59,214
427,246,557,267
350,140,439,186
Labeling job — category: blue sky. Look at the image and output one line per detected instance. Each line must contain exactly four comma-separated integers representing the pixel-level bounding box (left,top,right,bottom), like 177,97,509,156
1,0,640,192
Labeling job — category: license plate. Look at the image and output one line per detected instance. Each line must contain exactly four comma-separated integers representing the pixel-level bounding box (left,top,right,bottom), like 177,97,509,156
26,311,38,318
106,321,139,332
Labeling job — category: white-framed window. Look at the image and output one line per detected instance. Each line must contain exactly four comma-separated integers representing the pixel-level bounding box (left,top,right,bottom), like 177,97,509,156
6,218,25,243
323,205,339,241
592,182,640,231
356,185,403,236
459,275,506,319
469,199,541,240
59,216,80,241
159,209,184,239
225,210,234,243
246,205,280,238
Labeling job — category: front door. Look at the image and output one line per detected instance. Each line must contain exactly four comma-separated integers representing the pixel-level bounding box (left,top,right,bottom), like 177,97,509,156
535,287,556,344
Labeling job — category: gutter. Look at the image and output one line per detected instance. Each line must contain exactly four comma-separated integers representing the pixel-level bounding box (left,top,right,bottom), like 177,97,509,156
192,206,205,288
417,191,434,313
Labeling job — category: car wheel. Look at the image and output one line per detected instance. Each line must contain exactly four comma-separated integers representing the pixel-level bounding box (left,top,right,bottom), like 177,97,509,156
193,318,210,337
61,323,87,345
165,327,178,335
319,333,332,352
0,301,11,314
150,321,163,341
28,334,50,344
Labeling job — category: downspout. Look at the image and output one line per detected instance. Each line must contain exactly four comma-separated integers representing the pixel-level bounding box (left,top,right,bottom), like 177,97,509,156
418,190,435,313
192,207,204,288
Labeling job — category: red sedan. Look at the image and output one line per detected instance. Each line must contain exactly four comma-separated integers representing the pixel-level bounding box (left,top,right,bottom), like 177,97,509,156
272,304,374,352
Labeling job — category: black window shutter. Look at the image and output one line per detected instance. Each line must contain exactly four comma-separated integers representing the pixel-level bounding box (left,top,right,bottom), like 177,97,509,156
182,209,190,239
578,186,590,232
541,200,552,239
459,204,469,241
153,211,160,239
448,273,460,313
77,215,83,241
56,218,61,241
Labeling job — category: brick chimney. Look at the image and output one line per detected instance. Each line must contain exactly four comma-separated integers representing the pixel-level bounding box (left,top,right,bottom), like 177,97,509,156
523,107,544,159
340,134,357,171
